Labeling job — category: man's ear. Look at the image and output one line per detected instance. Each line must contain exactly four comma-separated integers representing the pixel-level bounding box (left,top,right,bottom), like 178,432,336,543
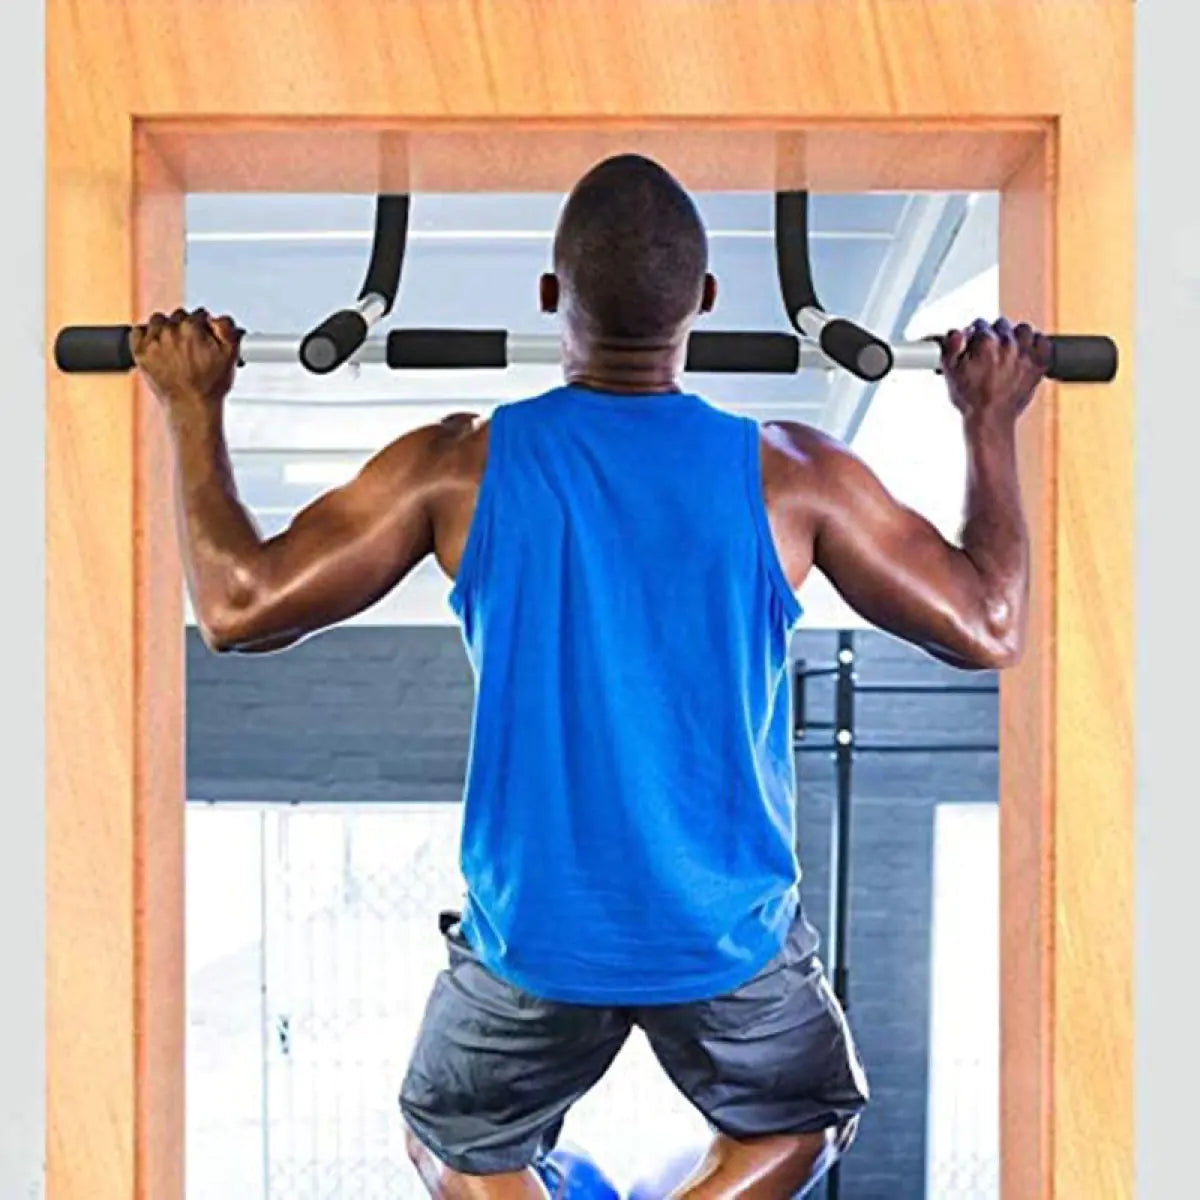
540,273,560,315
700,273,717,315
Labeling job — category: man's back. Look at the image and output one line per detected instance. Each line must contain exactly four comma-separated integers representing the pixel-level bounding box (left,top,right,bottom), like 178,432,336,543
449,386,805,1005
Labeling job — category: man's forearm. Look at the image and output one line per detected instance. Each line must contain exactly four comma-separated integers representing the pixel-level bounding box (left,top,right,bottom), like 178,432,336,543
958,412,1029,650
166,398,265,628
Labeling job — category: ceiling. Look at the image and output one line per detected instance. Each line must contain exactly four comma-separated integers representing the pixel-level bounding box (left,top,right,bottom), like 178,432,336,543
185,189,973,540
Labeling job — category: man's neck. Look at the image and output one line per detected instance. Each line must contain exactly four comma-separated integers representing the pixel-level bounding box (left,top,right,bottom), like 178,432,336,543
561,336,687,395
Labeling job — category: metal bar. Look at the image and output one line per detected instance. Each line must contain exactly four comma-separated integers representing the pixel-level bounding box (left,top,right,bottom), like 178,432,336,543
826,632,856,1200
793,305,894,382
505,334,565,365
229,331,946,373
795,741,999,754
830,633,855,1005
887,340,943,370
854,682,998,695
857,742,999,754
792,659,808,743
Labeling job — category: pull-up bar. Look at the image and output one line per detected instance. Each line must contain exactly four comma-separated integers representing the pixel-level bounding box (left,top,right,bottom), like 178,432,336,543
51,190,1121,385
53,325,1119,381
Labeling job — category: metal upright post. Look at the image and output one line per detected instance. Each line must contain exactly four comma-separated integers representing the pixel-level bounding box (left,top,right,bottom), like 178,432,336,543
826,630,856,1200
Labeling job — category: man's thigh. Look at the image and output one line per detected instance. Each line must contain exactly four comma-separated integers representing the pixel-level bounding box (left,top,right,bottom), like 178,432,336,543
400,916,631,1176
637,915,869,1143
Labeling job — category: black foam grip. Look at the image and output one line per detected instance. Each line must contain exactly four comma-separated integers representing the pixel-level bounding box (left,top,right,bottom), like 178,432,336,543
386,329,507,369
775,192,820,319
299,310,369,374
360,195,410,314
1047,335,1118,383
54,325,134,373
819,319,894,382
685,332,801,373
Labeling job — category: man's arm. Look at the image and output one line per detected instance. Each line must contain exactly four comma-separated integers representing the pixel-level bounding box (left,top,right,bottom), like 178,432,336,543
132,308,464,654
766,318,1050,670
169,414,449,653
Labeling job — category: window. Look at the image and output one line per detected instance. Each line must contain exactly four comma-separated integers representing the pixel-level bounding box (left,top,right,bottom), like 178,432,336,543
926,804,1000,1199
186,803,708,1198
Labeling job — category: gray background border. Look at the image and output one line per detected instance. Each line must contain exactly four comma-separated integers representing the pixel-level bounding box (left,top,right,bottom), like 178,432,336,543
1135,1,1196,1195
3,0,45,1195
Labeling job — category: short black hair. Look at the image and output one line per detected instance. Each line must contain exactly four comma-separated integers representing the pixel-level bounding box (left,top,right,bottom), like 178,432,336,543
553,154,708,339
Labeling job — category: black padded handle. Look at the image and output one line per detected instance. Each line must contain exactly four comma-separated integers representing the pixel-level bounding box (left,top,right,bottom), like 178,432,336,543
360,195,410,314
299,310,369,374
54,325,134,373
775,192,821,322
819,319,894,382
386,329,508,369
685,332,801,374
1047,335,1118,383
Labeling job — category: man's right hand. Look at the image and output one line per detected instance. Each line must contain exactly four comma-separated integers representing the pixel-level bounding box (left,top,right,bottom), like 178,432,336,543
940,317,1052,424
131,307,244,413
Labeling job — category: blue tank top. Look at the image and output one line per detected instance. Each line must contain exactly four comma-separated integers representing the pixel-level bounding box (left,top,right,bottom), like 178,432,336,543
450,385,803,1005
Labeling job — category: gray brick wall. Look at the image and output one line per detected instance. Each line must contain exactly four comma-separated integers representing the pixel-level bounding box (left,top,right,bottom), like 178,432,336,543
188,627,474,805
791,633,997,1198
187,626,998,1197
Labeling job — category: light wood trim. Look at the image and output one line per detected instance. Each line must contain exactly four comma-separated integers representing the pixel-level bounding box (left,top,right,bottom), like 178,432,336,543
45,121,188,1200
999,140,1056,1200
145,122,1044,193
133,132,187,1200
59,0,1124,120
46,102,139,1198
1050,46,1135,1197
46,3,1134,1198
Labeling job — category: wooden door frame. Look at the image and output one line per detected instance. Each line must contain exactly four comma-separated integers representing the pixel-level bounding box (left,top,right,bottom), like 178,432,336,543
46,4,1133,1198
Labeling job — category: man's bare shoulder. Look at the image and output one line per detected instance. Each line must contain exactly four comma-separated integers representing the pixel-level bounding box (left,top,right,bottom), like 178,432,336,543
759,419,855,487
436,411,489,442
410,412,490,479
350,414,489,502
435,410,487,442
425,414,495,527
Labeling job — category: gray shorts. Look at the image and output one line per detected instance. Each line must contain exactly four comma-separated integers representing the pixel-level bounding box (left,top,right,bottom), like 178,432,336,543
399,910,869,1176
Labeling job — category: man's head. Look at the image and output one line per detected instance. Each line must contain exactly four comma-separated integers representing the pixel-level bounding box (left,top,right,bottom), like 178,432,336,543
541,155,716,345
